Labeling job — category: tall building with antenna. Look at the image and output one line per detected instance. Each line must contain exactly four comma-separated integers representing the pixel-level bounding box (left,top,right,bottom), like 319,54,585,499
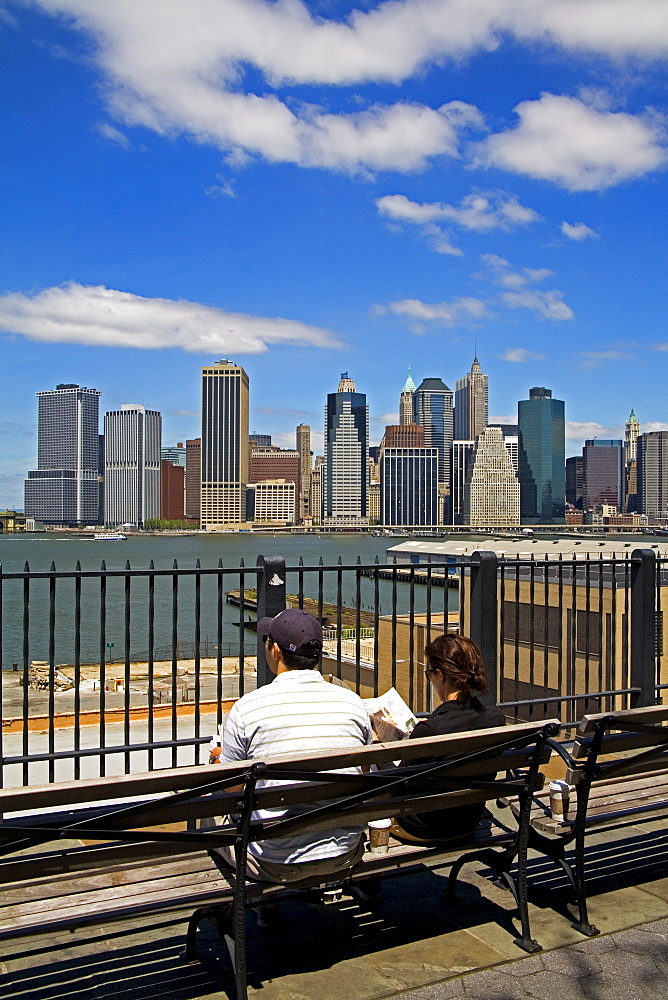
323,372,368,525
454,355,488,441
399,367,417,425
625,409,640,512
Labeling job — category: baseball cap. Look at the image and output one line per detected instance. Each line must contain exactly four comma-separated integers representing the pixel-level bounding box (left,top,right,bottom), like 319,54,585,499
257,608,323,654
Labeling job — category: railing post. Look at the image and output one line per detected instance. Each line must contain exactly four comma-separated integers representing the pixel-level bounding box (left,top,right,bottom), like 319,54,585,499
631,548,657,707
256,554,286,688
469,551,498,707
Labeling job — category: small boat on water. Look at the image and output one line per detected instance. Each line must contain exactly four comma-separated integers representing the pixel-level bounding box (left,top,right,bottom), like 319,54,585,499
93,532,127,541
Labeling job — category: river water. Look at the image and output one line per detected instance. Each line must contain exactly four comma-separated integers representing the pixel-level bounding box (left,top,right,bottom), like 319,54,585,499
0,532,457,671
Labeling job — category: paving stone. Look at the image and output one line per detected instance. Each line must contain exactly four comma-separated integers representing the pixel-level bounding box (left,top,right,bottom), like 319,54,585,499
593,946,659,983
644,917,668,935
495,954,545,978
580,970,667,1000
570,933,618,955
247,956,399,1000
538,947,602,979
459,968,530,999
610,926,668,957
511,969,584,1000
392,979,466,1000
366,929,509,986
582,885,668,934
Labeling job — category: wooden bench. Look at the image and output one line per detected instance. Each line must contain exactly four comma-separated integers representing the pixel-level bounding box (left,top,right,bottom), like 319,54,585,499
504,705,668,939
0,719,558,1000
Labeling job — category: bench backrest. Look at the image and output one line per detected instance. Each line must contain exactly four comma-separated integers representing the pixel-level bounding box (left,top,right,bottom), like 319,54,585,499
0,720,559,878
567,704,668,785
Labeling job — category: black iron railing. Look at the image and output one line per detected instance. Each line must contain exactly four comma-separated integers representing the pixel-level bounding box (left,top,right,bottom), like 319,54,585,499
1,549,665,786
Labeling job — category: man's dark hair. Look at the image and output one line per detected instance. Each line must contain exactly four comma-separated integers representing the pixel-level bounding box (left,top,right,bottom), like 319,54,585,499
272,636,322,670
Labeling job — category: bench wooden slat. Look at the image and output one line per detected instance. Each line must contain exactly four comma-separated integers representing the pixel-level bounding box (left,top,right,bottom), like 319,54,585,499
571,731,668,758
576,705,668,735
0,853,217,903
0,875,236,939
0,858,222,918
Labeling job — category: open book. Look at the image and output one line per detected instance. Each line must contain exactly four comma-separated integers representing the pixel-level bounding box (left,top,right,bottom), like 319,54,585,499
363,688,418,742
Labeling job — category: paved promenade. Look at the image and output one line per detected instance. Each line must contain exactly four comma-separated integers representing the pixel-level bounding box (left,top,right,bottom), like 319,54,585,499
3,820,668,1000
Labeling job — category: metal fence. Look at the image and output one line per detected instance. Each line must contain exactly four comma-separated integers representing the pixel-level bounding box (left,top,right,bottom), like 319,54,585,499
1,549,665,786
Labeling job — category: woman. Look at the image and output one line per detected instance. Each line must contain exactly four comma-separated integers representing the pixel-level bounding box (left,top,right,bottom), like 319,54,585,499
393,633,506,843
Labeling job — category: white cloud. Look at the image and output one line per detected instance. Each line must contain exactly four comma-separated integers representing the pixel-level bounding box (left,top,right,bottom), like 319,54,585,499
560,221,599,241
382,296,489,325
501,348,546,363
422,224,464,256
375,190,539,254
377,412,400,426
96,122,130,148
502,289,573,320
474,93,667,191
0,283,342,354
375,191,539,231
481,253,574,319
489,413,518,424
205,176,236,198
642,422,668,433
579,349,630,368
31,2,668,179
566,420,620,441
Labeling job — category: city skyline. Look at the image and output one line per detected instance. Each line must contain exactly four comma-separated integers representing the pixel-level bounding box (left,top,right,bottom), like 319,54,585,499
1,2,667,509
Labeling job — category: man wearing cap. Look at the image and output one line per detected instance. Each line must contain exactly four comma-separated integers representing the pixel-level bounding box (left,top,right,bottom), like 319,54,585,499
216,608,373,883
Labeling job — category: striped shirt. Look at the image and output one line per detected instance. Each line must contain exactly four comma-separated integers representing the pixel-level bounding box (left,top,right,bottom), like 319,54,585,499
221,669,373,864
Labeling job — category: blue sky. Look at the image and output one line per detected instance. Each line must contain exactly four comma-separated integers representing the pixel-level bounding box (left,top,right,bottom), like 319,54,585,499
1,0,667,508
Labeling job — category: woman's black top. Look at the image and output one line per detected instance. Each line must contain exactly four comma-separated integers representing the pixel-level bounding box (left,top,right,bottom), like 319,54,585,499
396,697,506,841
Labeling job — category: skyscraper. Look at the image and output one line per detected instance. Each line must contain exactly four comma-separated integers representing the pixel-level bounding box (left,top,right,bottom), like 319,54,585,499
566,455,584,509
454,356,488,441
296,423,311,521
625,410,640,512
381,444,438,526
464,426,520,526
413,377,453,482
451,440,474,525
413,376,453,522
323,373,368,525
25,383,101,526
582,439,624,511
200,360,249,528
518,387,565,524
104,405,161,526
160,460,185,520
399,367,417,425
185,438,201,521
638,431,668,521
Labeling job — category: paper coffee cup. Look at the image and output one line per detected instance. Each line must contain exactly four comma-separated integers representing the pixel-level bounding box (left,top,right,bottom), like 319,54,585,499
549,780,570,820
368,818,391,854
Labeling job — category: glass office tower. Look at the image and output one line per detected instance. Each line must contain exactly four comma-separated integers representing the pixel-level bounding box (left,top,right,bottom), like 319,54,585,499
518,387,565,524
323,373,368,525
25,383,101,526
200,360,249,527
